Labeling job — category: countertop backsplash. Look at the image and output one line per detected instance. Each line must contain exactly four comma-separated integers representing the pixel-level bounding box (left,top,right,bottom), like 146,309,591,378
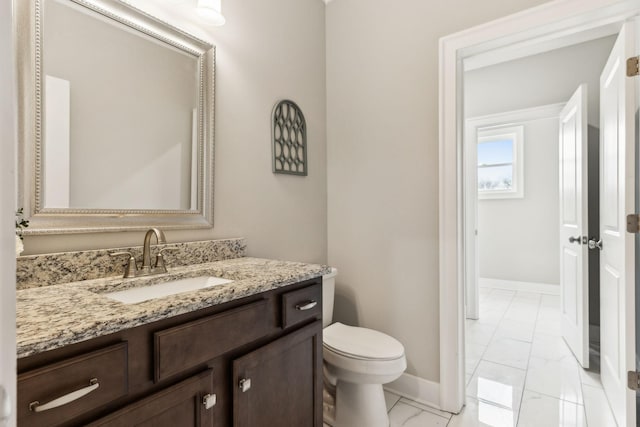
16,238,247,290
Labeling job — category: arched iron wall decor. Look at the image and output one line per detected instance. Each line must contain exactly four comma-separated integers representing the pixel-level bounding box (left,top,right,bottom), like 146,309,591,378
272,100,307,176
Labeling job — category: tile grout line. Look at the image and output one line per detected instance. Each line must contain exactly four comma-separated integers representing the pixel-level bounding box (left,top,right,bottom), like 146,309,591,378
396,397,452,420
386,392,401,414
576,358,614,426
389,396,452,425
520,294,591,423
467,289,516,381
465,290,549,425
466,289,528,425
514,290,543,427
576,338,613,426
468,288,516,380
577,361,591,427
473,359,528,372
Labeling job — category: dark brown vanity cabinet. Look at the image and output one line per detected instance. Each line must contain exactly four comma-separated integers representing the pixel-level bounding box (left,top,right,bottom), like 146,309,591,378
17,278,323,427
87,370,215,427
233,320,323,427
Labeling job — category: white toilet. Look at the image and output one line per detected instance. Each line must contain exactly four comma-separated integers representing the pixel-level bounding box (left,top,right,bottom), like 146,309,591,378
322,268,407,427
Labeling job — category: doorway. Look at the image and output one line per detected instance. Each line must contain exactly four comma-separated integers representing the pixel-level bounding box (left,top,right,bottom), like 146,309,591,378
438,1,640,425
461,36,614,425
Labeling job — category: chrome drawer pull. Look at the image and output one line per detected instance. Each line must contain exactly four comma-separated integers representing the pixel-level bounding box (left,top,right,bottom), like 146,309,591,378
295,301,317,311
29,378,99,413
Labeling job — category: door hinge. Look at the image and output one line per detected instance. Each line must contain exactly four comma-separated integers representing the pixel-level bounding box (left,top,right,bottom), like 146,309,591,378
628,371,640,390
626,214,640,233
628,56,640,77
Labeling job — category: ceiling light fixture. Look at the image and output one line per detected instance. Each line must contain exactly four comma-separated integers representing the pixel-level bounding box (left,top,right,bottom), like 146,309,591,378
196,0,226,26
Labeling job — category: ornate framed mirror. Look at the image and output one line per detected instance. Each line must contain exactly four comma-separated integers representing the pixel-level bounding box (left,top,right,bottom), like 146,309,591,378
17,0,216,235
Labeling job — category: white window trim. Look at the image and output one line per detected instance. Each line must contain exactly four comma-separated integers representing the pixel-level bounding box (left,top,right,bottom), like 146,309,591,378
477,125,524,199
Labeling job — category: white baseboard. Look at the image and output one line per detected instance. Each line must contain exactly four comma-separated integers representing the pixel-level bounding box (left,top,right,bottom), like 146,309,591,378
384,373,441,410
479,278,560,295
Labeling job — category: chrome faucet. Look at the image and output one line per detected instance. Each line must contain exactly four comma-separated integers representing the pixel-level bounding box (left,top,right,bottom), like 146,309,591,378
110,228,176,278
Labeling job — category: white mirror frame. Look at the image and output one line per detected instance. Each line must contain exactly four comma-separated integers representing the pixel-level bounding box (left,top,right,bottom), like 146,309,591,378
16,0,216,235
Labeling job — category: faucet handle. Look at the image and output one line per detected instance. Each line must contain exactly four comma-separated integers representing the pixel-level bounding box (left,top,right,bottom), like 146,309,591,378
110,251,138,278
154,247,178,273
159,247,178,256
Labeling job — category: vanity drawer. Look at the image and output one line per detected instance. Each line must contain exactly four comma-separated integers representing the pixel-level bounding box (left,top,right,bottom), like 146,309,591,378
282,284,322,329
87,369,214,427
154,300,269,382
17,342,128,427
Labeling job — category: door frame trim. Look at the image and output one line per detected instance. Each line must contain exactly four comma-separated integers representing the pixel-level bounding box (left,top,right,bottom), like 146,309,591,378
438,0,640,413
1,0,17,424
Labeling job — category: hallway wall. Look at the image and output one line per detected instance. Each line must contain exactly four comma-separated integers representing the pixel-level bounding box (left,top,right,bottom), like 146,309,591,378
465,36,616,126
476,113,560,285
465,36,615,286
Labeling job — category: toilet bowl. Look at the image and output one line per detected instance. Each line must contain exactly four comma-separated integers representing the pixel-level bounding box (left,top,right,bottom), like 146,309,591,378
322,269,406,427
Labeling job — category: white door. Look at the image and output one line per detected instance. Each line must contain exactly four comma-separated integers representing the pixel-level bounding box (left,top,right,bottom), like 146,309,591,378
599,21,637,427
559,84,590,369
637,14,640,420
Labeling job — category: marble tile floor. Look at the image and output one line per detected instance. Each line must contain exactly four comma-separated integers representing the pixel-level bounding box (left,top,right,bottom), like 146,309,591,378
458,287,616,426
325,287,617,426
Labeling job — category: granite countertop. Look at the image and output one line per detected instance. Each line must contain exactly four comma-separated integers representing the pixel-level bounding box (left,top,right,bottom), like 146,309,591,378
17,257,331,359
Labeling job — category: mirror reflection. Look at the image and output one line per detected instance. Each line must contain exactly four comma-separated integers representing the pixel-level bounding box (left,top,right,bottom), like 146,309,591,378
42,0,200,211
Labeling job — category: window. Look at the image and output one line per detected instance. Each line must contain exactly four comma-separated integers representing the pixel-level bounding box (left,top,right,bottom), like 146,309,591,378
477,125,523,199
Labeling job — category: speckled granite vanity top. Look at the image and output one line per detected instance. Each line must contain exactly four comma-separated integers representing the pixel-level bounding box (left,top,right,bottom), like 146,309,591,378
17,241,330,358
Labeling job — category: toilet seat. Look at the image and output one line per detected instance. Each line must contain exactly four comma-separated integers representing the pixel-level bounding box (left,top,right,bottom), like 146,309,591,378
324,344,407,377
323,322,405,361
323,322,406,380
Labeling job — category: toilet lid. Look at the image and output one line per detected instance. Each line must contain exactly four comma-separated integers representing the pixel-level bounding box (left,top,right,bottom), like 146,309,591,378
323,322,405,361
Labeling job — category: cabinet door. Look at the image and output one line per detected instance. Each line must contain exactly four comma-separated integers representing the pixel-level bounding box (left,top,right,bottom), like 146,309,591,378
233,320,322,427
88,370,215,427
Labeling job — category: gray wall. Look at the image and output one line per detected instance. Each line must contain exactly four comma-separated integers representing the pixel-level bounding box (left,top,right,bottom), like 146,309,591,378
326,0,550,383
23,0,328,266
476,115,560,284
465,36,616,126
465,37,615,286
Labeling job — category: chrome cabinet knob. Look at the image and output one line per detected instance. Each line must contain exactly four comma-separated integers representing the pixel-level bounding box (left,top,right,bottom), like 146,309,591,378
202,393,216,409
239,378,251,393
568,236,584,244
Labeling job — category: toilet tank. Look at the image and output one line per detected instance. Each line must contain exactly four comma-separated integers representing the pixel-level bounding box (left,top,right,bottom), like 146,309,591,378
322,268,338,328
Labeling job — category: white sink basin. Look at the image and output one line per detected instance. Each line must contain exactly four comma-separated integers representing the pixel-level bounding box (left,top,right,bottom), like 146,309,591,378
103,276,233,304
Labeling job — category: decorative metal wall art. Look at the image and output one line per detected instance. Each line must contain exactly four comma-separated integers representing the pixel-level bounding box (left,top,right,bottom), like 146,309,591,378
272,100,307,176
